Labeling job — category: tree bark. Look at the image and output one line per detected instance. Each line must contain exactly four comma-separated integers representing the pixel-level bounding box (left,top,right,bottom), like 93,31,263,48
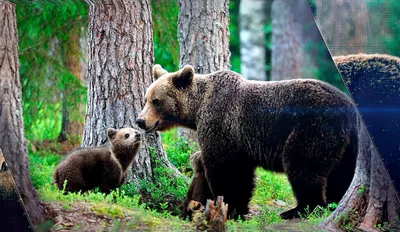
314,0,367,56
83,0,181,185
177,0,231,141
239,0,267,81
322,55,400,231
322,124,400,231
271,0,312,80
58,30,86,143
0,1,45,224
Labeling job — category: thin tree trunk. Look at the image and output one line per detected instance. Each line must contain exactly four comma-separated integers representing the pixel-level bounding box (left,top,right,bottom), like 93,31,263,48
314,0,367,56
59,30,85,143
239,0,267,81
83,0,181,185
178,0,231,141
271,0,308,80
0,1,45,224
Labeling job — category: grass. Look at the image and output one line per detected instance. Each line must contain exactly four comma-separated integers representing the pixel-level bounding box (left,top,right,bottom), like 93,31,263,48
27,129,334,231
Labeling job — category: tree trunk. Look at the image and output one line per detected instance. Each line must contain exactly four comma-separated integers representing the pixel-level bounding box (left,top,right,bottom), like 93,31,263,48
271,0,311,80
322,124,400,231
239,0,268,81
322,55,400,231
314,0,367,56
177,0,231,141
58,30,85,143
83,0,181,185
0,1,45,224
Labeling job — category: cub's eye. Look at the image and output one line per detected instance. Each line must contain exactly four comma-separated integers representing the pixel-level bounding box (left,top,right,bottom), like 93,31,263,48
125,133,130,139
152,99,160,106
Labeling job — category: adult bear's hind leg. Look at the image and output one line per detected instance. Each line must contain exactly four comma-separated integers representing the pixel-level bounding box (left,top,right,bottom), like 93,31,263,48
203,153,256,220
280,127,345,219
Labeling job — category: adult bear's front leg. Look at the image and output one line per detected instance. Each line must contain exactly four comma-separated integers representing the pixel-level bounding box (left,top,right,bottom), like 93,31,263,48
202,149,256,220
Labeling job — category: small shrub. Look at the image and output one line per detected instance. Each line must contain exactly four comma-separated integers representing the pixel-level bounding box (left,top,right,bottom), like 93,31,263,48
121,164,188,216
161,129,198,176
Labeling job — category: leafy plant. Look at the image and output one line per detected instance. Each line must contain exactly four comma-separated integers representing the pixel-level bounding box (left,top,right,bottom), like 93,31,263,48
16,0,88,141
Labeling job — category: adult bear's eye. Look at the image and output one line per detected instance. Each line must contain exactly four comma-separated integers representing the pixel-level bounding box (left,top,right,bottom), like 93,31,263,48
125,134,130,139
152,99,160,106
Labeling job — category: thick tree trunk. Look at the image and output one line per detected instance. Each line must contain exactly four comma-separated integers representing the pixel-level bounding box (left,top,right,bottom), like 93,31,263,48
0,1,45,224
83,0,181,185
323,55,400,231
314,0,367,56
239,0,267,81
58,30,85,143
177,0,230,141
322,124,400,231
271,0,312,80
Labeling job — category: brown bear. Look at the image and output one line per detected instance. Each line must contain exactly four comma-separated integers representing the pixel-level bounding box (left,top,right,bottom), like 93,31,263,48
53,128,142,193
0,151,33,231
181,151,213,219
136,64,359,219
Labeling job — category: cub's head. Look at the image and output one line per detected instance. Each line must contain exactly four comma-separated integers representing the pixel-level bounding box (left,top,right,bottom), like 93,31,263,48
136,64,196,133
189,151,203,173
107,128,142,150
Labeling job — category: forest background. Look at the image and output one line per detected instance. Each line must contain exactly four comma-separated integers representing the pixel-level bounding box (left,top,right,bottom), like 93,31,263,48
3,0,400,231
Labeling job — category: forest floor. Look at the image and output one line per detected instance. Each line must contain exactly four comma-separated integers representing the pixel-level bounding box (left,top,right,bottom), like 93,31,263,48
36,201,325,232
29,131,331,232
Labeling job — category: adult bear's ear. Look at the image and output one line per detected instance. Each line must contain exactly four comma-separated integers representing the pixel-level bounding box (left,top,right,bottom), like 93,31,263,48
172,65,194,89
1,161,7,172
153,64,168,80
107,128,118,140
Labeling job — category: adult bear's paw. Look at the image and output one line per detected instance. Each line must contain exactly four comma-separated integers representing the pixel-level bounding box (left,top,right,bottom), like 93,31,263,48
280,207,304,220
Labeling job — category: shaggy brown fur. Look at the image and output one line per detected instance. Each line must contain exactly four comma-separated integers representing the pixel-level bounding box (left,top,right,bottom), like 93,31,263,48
137,65,359,219
181,151,213,219
53,128,142,193
0,151,33,231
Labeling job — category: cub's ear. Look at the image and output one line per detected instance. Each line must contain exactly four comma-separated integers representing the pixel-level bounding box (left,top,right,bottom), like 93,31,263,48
153,64,168,80
172,65,194,89
107,128,118,140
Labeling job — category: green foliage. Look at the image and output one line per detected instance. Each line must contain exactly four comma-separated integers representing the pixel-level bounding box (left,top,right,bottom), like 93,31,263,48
120,149,189,216
366,0,400,57
385,1,400,56
228,0,241,73
300,203,337,224
358,185,366,195
17,0,88,141
251,168,294,206
152,0,179,71
161,129,197,175
28,149,61,189
303,41,348,93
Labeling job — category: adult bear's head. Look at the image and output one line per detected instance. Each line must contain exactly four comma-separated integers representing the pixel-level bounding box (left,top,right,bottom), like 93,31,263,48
136,64,198,133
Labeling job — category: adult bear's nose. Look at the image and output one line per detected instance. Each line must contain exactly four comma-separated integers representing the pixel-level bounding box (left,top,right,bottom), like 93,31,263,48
136,118,146,129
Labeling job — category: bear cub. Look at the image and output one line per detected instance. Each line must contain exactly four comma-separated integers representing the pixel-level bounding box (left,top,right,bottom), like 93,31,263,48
53,128,142,193
181,151,213,219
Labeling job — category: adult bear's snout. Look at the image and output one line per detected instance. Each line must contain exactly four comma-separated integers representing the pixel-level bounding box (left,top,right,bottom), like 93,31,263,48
136,118,146,129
